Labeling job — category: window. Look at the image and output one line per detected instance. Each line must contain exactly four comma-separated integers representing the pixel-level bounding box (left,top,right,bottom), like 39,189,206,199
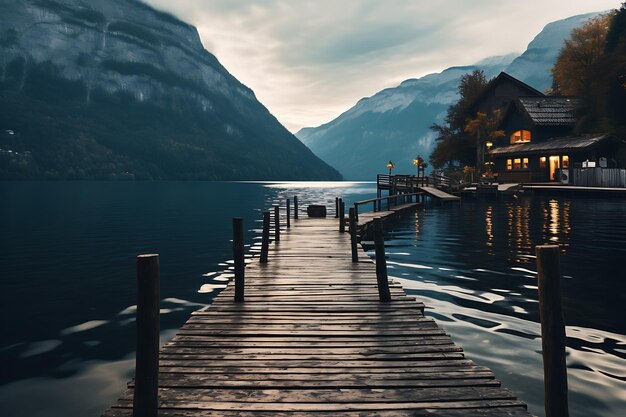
507,157,528,170
510,130,531,144
540,156,547,168
562,155,569,168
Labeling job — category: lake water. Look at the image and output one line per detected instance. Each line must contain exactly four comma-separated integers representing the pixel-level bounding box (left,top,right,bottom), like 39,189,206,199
0,181,624,417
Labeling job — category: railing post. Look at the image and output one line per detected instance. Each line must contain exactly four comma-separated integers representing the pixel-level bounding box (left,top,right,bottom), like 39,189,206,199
286,198,291,228
294,196,298,219
335,197,339,218
260,211,270,263
373,218,391,302
349,208,358,263
274,205,280,242
536,245,569,417
134,254,160,417
339,199,345,233
233,218,245,302
353,202,359,222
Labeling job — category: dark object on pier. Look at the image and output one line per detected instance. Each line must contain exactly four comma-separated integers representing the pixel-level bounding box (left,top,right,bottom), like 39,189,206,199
339,200,346,233
134,254,160,417
335,197,339,218
294,196,299,219
260,211,270,263
373,218,391,302
307,205,327,217
536,245,569,417
286,199,291,228
349,207,358,263
232,218,245,302
274,205,280,242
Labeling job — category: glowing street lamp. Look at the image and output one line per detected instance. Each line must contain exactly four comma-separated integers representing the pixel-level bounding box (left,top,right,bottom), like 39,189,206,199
413,155,424,175
485,141,493,150
387,160,394,175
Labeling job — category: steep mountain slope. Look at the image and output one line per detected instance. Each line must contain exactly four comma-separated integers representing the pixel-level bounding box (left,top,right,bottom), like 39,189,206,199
0,0,341,180
297,12,600,180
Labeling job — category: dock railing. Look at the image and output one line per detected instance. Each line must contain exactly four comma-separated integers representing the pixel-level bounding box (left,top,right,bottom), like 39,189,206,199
353,192,422,222
377,173,452,191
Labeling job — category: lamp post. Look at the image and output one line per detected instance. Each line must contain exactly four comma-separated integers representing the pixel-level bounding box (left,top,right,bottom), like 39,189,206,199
387,160,394,176
485,141,494,178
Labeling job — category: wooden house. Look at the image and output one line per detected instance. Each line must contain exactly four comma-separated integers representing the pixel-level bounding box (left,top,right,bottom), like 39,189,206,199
470,72,543,116
489,96,625,183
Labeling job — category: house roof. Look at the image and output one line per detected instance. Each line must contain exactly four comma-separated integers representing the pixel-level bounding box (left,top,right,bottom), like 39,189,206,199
489,134,622,156
516,97,579,126
469,72,544,113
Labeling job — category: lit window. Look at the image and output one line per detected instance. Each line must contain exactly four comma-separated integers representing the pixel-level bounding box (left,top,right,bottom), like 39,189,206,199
562,155,569,168
522,158,529,169
540,157,547,168
506,159,512,170
510,130,531,144
513,158,521,169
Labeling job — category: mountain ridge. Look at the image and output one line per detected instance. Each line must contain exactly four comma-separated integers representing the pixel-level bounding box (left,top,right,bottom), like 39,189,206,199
297,12,602,180
0,0,341,180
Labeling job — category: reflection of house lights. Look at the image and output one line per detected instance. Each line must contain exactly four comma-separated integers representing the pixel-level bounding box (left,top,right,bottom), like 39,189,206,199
485,206,494,251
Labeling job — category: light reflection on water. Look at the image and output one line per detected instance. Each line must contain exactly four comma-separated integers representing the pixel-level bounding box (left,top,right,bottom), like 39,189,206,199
376,196,626,417
1,182,624,417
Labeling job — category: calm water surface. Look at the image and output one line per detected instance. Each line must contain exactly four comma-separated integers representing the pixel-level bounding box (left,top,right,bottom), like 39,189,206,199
0,181,624,416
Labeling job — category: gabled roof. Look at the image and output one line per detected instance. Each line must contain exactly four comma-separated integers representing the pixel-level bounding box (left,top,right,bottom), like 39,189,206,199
469,72,544,113
516,97,579,126
489,134,622,156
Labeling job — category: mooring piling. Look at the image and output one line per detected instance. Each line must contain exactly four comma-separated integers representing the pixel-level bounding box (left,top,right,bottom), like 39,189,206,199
134,254,160,417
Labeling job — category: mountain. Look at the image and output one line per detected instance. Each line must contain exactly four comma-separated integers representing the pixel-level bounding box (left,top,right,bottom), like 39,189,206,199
297,12,601,180
0,0,341,180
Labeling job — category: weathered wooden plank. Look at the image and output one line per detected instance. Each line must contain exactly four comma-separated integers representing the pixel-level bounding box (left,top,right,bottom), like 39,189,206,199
102,214,530,417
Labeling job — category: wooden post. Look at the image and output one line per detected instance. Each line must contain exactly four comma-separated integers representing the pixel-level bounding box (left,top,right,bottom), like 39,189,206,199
134,254,160,417
353,203,359,222
536,245,569,417
274,205,280,242
335,197,339,218
260,211,270,263
233,218,245,302
294,196,299,219
286,198,291,228
349,208,358,263
373,218,391,302
339,200,345,233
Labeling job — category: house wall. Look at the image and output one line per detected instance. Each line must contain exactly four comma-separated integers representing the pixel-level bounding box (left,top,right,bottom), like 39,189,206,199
493,155,548,183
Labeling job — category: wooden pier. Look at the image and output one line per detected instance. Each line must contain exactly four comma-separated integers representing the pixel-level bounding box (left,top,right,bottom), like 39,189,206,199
102,202,531,416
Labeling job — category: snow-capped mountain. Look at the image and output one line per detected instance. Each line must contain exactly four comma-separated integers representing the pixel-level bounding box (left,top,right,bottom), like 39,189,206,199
297,12,601,180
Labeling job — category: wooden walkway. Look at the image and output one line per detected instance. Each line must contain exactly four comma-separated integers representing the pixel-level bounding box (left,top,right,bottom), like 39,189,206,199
103,211,531,416
419,186,461,201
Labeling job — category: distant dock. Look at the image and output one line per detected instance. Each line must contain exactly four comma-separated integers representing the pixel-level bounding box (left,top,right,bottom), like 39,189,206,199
102,195,531,416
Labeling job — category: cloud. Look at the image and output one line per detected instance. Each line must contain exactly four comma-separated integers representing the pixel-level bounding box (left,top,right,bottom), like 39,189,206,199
143,0,617,132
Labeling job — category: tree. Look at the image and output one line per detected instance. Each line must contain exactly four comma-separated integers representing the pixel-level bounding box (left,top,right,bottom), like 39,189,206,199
429,69,488,168
464,110,505,174
552,13,614,97
551,5,626,135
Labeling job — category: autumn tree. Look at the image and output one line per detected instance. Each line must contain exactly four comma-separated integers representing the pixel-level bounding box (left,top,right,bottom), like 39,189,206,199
552,13,614,97
464,110,505,174
430,69,488,168
551,9,626,133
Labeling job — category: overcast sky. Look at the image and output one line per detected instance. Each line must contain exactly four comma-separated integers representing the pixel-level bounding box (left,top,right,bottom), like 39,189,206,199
145,0,616,132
